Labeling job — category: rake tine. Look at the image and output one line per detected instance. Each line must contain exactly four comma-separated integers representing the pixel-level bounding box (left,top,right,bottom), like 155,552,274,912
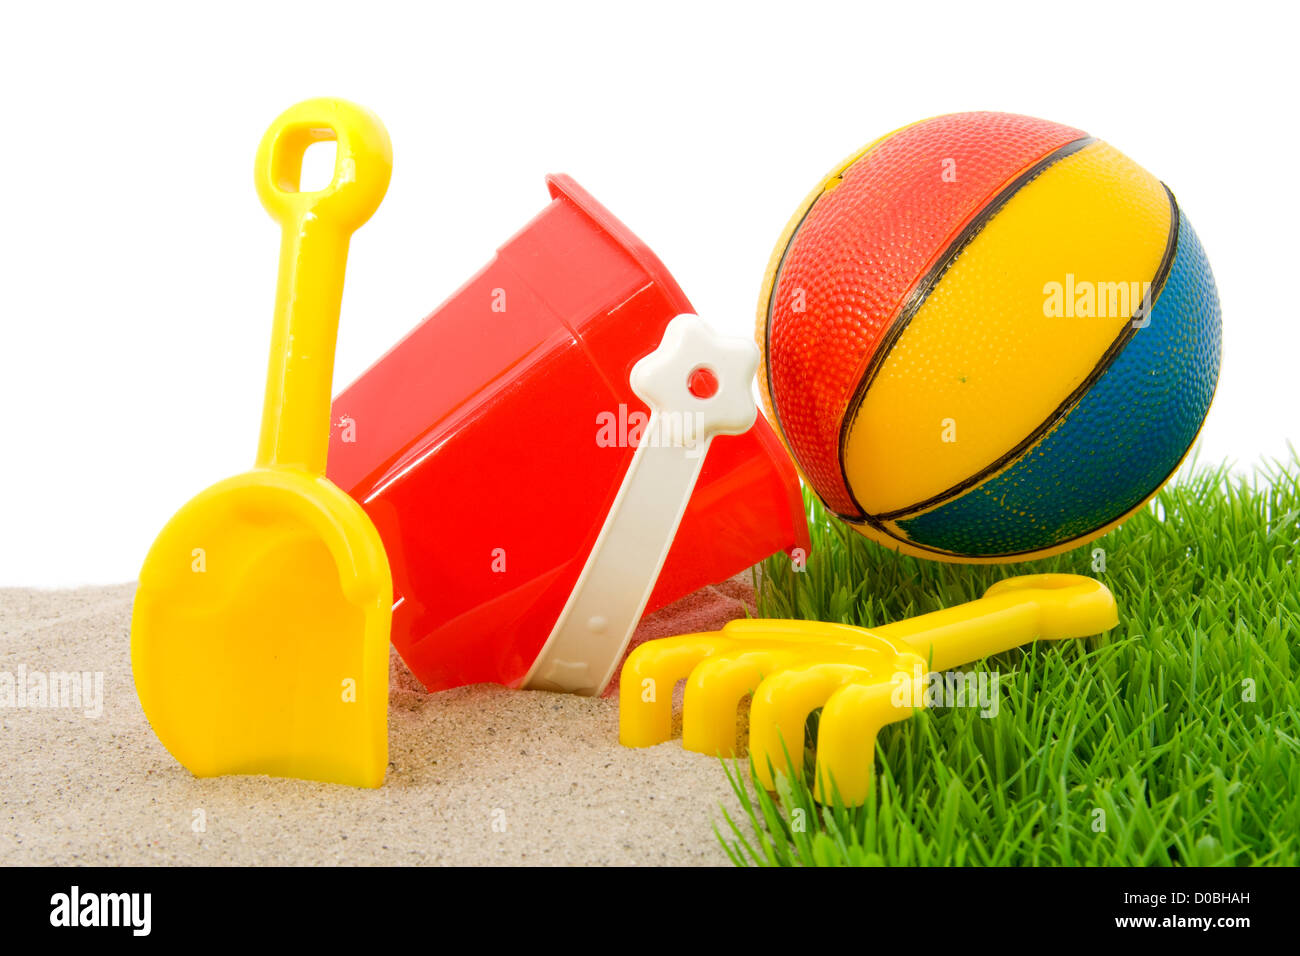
749,663,867,791
815,680,918,806
619,633,734,746
682,651,784,757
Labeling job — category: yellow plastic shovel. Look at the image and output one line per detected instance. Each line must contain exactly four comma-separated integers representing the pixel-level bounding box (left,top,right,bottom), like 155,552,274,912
131,98,394,787
620,574,1118,805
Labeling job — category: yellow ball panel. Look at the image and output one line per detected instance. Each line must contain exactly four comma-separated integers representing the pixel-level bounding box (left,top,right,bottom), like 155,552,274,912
843,141,1171,515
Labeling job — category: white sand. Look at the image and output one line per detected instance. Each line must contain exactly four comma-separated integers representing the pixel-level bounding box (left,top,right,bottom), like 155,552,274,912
0,583,753,866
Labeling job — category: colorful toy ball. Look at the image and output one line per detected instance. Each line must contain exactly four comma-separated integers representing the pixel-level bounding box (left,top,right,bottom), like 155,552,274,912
757,111,1222,562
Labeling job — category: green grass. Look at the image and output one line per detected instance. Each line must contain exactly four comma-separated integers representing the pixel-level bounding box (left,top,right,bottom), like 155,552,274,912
716,453,1300,866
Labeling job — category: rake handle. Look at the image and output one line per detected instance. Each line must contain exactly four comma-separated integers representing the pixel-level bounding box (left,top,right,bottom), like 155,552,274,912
871,574,1118,672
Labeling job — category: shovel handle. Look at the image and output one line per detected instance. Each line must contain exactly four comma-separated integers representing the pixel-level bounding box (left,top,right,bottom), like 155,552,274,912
252,98,392,473
871,574,1118,672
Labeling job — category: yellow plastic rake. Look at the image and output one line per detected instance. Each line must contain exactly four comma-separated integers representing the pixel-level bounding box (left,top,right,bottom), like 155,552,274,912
620,574,1117,805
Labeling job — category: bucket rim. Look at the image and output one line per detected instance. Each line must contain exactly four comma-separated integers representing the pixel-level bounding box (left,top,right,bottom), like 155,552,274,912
546,173,694,317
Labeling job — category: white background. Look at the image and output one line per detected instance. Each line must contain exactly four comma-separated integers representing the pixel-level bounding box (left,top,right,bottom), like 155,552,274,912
1,0,1295,587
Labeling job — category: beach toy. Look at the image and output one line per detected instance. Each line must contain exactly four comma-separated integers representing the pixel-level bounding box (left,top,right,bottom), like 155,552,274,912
758,111,1222,562
621,574,1117,805
527,314,759,695
131,98,393,788
328,175,808,694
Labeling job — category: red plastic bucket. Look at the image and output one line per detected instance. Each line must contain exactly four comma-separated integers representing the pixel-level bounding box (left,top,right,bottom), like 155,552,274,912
327,174,808,692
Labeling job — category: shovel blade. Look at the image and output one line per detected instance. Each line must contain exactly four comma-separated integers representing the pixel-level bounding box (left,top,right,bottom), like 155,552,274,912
131,474,392,788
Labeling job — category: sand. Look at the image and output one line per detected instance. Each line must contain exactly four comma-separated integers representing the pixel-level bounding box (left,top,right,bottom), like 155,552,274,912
0,579,758,866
